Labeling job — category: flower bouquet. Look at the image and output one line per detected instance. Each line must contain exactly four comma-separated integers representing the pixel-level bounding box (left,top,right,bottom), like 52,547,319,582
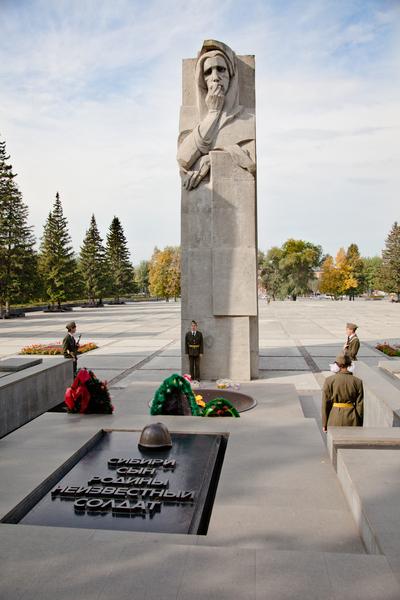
216,378,240,391
195,394,206,408
65,369,114,414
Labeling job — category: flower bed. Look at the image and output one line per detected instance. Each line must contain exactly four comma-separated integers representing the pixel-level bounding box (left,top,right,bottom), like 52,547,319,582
19,342,98,356
376,342,400,357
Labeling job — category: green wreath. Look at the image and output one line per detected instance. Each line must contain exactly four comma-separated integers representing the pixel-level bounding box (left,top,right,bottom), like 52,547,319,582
202,397,240,417
151,374,201,416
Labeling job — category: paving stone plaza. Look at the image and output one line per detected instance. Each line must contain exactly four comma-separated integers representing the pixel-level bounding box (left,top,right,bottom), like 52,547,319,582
1,299,400,599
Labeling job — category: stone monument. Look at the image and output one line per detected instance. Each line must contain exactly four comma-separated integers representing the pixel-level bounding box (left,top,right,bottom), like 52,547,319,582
178,39,259,380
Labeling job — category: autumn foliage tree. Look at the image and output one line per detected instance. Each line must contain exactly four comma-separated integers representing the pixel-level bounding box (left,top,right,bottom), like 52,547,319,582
319,256,343,298
149,246,181,301
320,247,360,299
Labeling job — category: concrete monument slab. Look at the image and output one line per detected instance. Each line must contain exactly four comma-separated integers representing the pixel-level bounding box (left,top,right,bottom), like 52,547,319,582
178,40,258,380
0,357,42,371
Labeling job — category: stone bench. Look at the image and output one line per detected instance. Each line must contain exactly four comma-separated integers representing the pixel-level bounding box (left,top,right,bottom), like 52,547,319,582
355,362,400,427
327,427,400,557
0,357,73,438
379,359,400,379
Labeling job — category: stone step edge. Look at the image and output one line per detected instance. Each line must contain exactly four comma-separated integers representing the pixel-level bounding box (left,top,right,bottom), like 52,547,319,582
336,448,383,556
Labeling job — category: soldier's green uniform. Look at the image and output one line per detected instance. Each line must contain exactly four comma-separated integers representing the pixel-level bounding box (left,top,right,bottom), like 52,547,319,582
346,335,360,361
185,325,203,381
344,322,360,361
63,321,79,375
322,356,364,429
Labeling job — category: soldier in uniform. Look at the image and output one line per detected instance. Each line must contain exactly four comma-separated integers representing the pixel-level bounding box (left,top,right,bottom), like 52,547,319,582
185,320,204,381
322,353,364,432
343,322,360,361
63,321,80,375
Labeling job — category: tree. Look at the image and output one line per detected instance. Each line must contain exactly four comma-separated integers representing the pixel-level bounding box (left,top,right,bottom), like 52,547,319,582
79,214,108,304
106,216,135,302
0,137,37,316
379,222,400,300
319,248,359,300
362,256,382,294
38,192,79,308
149,246,181,301
335,247,357,298
165,247,181,301
259,246,284,300
135,260,150,295
346,244,364,299
319,255,344,299
279,239,322,300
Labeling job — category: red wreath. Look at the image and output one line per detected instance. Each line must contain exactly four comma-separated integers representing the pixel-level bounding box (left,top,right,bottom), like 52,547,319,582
64,369,91,413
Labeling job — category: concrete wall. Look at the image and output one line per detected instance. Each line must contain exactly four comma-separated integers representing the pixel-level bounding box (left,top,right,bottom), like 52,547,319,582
0,357,73,438
356,362,400,427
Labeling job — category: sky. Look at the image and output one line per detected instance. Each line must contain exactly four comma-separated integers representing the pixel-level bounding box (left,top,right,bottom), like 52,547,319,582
0,0,399,263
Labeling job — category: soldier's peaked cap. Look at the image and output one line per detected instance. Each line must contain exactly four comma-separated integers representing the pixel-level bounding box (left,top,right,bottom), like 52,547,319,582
346,322,358,331
335,353,352,367
66,321,76,330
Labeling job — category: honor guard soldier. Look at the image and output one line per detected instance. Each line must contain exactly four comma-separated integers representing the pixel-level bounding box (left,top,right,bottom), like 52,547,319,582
343,322,360,361
63,321,80,375
322,353,364,432
185,320,204,381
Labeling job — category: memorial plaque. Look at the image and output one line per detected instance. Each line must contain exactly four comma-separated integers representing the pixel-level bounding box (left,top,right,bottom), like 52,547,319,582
0,357,42,372
9,430,226,535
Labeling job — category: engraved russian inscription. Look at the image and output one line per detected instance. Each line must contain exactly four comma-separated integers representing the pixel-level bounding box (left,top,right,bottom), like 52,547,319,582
18,432,225,535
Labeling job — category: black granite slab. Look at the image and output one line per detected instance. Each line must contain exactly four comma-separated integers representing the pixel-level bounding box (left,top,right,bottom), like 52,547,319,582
8,430,226,535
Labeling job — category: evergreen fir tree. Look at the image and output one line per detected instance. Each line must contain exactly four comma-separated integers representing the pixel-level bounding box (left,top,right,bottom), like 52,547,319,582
380,222,400,300
39,192,79,308
0,136,37,316
79,214,108,304
105,216,135,302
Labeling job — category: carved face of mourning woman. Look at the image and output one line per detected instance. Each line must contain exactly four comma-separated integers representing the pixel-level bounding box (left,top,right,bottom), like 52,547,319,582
203,54,230,97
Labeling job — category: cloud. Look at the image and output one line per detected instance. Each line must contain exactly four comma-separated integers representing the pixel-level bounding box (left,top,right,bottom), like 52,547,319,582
0,0,399,261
